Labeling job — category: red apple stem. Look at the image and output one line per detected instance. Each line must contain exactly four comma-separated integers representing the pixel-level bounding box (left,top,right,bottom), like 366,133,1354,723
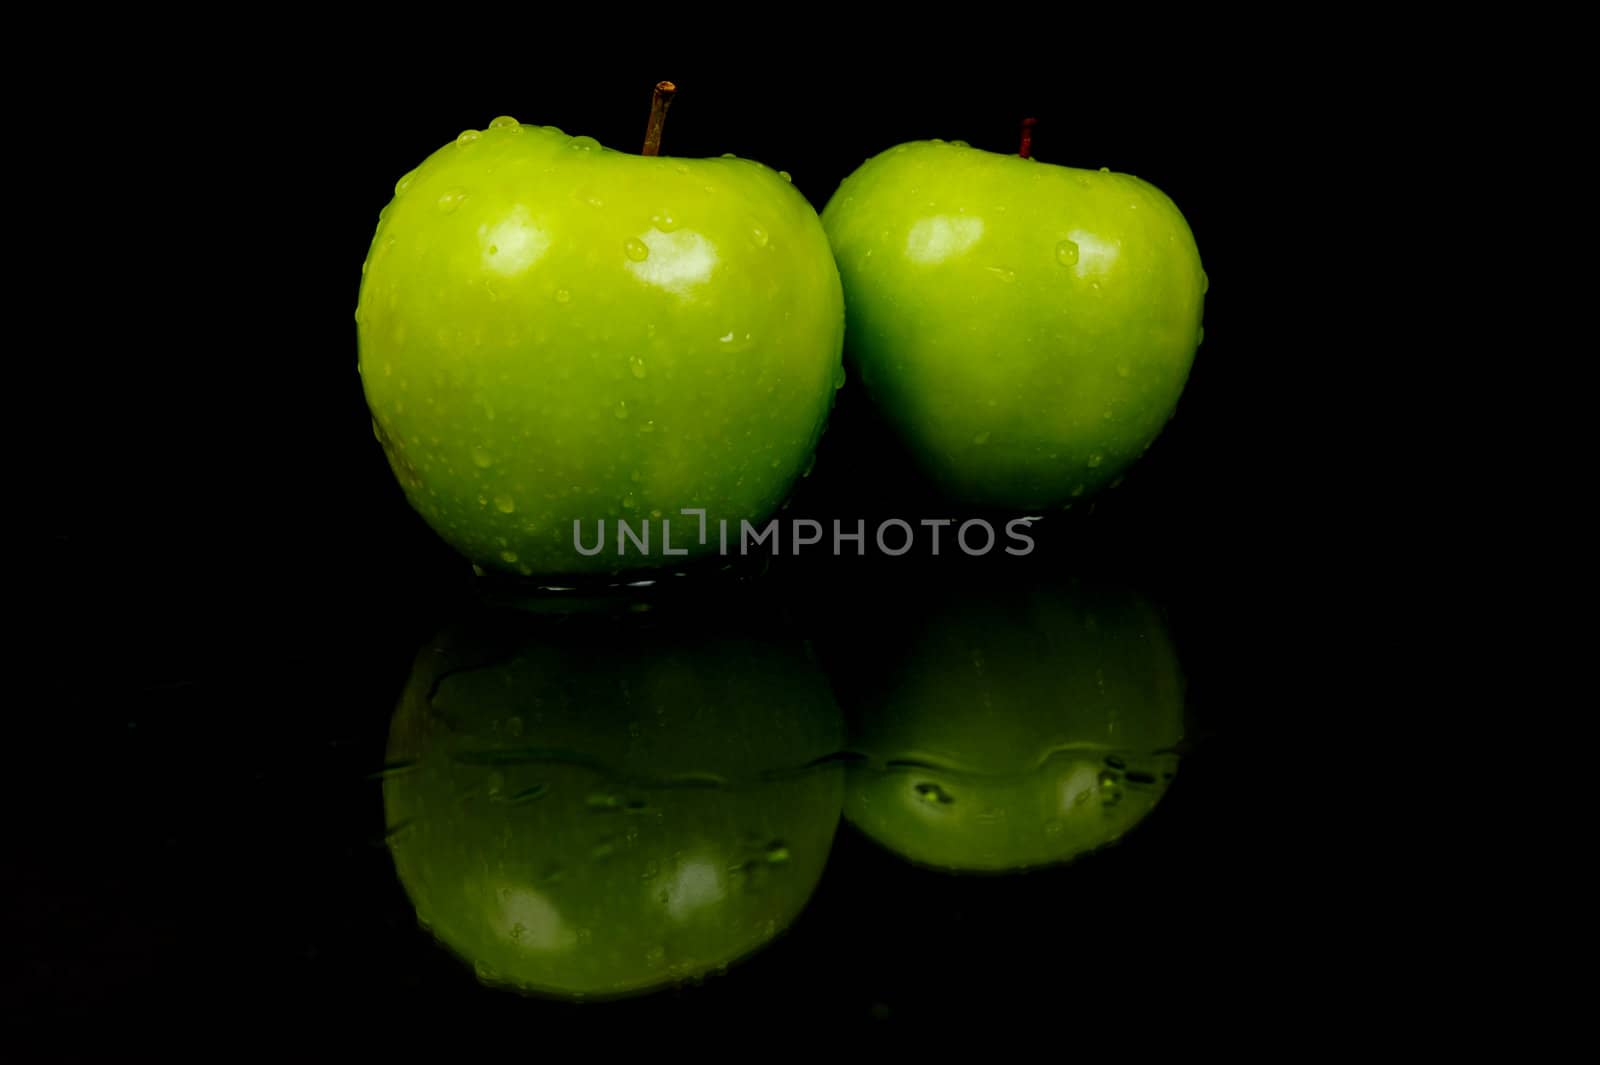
1018,117,1038,159
642,80,677,156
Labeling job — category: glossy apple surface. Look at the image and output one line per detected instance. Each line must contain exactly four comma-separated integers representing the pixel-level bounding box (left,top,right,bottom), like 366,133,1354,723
821,140,1204,507
824,574,1185,872
358,117,844,577
383,598,843,997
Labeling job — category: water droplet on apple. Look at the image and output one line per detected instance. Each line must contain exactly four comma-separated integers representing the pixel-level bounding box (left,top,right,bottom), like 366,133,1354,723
987,266,1016,283
720,152,736,159
1055,239,1080,266
554,288,571,303
750,226,769,248
833,364,847,390
1087,453,1104,468
674,163,689,174
489,115,521,130
542,125,565,136
1099,166,1110,173
471,449,493,469
629,356,647,379
802,453,816,478
719,331,735,344
457,129,481,146
569,136,600,151
622,493,637,509
915,782,954,804
1196,326,1205,346
614,400,629,419
1090,281,1101,291
494,495,516,514
1201,270,1210,294
394,169,418,196
950,139,970,148
624,238,649,261
778,170,792,183
499,549,518,564
437,188,466,213
652,211,678,231
640,420,656,433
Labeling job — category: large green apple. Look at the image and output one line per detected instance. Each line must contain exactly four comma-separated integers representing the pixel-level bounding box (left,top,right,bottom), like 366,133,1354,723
382,598,844,998
357,115,844,577
821,139,1205,508
823,574,1185,872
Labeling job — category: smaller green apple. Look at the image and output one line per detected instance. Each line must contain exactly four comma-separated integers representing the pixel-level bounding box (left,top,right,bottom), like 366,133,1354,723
383,596,843,998
824,573,1185,872
822,134,1205,508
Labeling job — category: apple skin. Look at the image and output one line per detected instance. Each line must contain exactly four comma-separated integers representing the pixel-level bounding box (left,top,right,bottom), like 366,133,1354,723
382,602,844,998
357,118,844,577
821,141,1204,508
823,576,1185,872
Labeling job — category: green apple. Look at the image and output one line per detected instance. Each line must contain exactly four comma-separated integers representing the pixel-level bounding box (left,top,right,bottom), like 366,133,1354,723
357,115,844,577
825,575,1185,872
821,138,1205,508
383,600,844,998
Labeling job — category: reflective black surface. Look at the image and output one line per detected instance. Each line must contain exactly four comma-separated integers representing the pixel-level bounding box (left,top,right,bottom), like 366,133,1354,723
24,530,1295,1028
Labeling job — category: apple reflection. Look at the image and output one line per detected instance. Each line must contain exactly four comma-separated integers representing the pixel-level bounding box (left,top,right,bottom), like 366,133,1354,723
382,589,843,998
823,571,1185,873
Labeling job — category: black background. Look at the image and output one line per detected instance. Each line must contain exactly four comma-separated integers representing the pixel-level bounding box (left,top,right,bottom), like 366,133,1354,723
22,55,1335,1037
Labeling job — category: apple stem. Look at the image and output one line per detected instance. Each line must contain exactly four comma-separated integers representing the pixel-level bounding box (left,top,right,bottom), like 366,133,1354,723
1018,117,1038,159
642,80,677,156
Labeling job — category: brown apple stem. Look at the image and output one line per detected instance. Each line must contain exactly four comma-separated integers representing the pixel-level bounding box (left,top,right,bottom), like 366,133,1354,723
1018,117,1038,159
642,80,677,156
